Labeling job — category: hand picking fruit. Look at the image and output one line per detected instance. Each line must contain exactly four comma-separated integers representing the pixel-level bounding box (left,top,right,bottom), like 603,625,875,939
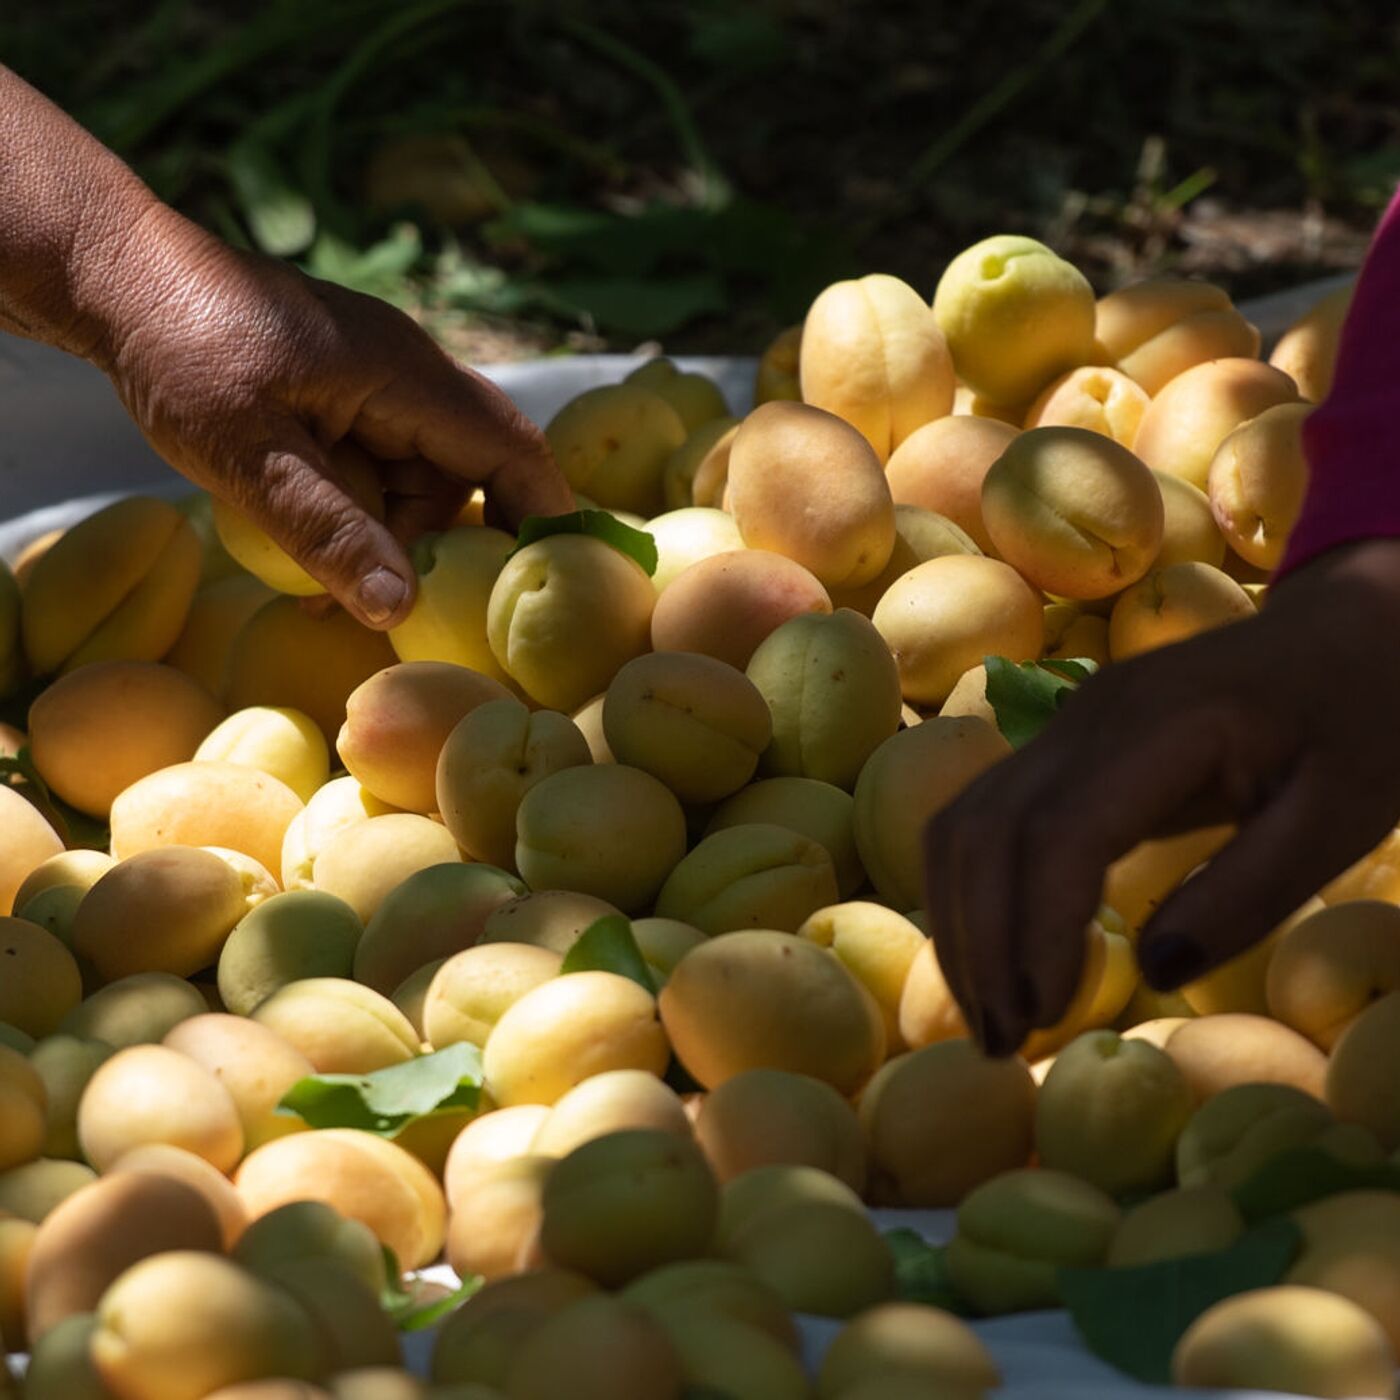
0,65,573,633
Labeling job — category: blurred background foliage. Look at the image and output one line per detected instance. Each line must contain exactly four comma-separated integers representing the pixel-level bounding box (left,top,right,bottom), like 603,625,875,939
4,0,1397,359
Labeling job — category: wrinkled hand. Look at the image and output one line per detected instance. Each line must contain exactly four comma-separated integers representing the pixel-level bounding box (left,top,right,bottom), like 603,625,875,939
98,207,573,628
923,537,1400,1057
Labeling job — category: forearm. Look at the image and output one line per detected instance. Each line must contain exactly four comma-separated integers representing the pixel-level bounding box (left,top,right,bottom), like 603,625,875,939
1278,188,1400,577
0,64,168,365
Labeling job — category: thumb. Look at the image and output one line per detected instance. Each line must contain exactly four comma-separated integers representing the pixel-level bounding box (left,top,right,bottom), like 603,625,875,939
232,428,417,629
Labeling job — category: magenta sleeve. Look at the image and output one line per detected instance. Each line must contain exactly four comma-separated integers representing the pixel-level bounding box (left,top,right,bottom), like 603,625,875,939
1276,189,1400,578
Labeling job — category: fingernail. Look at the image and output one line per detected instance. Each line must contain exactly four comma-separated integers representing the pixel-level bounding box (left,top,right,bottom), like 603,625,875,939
1141,933,1206,990
356,568,407,626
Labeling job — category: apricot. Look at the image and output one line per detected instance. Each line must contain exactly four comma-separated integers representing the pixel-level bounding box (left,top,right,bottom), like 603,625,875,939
1108,560,1254,660
896,940,968,1049
0,1041,46,1173
338,661,510,813
981,426,1163,599
78,1043,243,1171
651,548,832,669
853,717,1011,911
443,1105,554,1207
728,402,895,589
933,235,1097,408
858,1039,1033,1207
1179,897,1322,1018
0,560,20,698
1095,279,1260,396
28,661,223,817
279,775,399,892
622,1258,796,1352
162,1013,313,1151
165,573,276,696
716,1162,865,1249
602,651,771,805
424,943,562,1052
73,846,248,982
706,776,863,897
192,705,327,805
28,1034,110,1161
0,916,79,1038
225,596,397,743
1020,919,1140,1061
0,785,64,916
649,510,743,596
829,504,982,618
1022,363,1149,448
477,890,621,956
872,555,1042,705
1203,403,1309,577
660,929,884,1093
312,813,461,923
59,972,206,1048
1324,827,1400,906
817,1301,1000,1400
656,1313,809,1400
483,971,668,1107
257,1255,400,1375
109,759,302,875
1165,1012,1327,1102
1103,823,1233,935
1040,604,1111,666
755,324,802,405
11,848,113,915
515,764,686,914
742,609,898,792
725,1198,894,1318
694,1068,865,1190
797,902,925,1050
1269,280,1353,403
252,977,418,1074
1173,1284,1395,1398
233,1200,384,1296
108,1143,249,1248
24,1172,223,1341
22,496,201,676
237,1128,446,1269
533,1070,690,1159
946,1167,1119,1314
90,1251,321,1400
217,890,363,1016
504,1294,683,1400
545,383,685,515
1132,357,1298,489
1326,991,1400,1150
656,824,838,935
488,533,655,713
630,917,708,982
800,273,955,462
1151,469,1226,570
388,526,515,683
355,862,523,996
883,415,1018,555
629,358,728,432
569,693,613,764
1035,1030,1192,1193
1107,1184,1243,1267
659,421,740,512
436,701,590,869
1176,1083,1337,1190
447,1153,554,1281
20,1312,114,1400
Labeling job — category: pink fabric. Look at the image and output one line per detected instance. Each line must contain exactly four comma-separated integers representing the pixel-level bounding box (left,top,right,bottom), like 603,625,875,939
1277,189,1400,577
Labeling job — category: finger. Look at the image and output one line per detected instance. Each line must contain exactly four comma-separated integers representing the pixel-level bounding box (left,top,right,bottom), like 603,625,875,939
226,423,416,630
1138,760,1390,990
357,354,575,527
380,458,470,546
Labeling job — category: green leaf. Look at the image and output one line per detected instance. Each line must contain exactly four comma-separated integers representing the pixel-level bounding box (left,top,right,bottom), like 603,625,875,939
983,655,1098,749
885,1229,972,1314
1059,1217,1303,1384
226,142,316,256
378,1244,411,1313
512,511,658,577
278,1042,484,1137
303,225,422,302
391,1274,482,1331
1232,1144,1400,1225
561,915,656,992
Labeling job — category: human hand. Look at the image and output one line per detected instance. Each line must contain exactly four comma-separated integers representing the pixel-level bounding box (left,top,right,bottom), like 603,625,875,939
92,206,573,629
922,537,1400,1056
